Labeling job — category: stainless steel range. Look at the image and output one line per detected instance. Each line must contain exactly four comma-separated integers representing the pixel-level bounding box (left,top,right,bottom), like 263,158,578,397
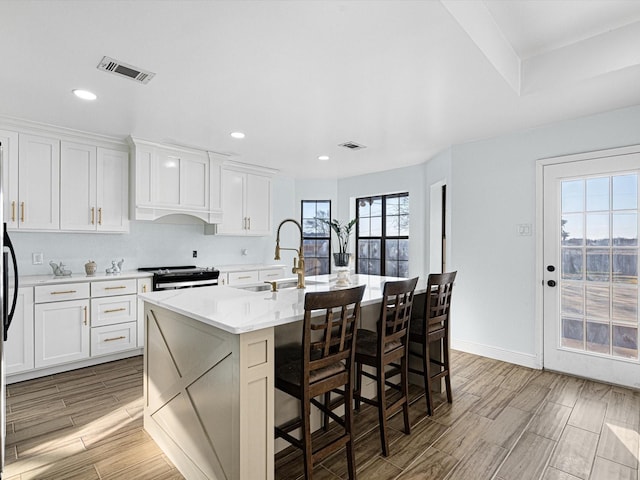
138,265,220,291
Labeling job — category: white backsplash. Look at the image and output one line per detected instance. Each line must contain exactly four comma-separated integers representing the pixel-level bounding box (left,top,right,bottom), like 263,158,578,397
12,221,278,277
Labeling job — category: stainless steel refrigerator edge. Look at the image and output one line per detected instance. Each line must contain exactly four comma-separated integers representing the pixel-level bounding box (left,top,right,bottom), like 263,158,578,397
0,141,20,478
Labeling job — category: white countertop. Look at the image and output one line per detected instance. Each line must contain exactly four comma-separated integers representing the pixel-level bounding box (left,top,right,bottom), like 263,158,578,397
19,270,153,287
140,274,428,334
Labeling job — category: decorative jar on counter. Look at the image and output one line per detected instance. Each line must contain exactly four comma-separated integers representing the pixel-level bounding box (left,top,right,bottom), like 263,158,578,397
84,260,97,276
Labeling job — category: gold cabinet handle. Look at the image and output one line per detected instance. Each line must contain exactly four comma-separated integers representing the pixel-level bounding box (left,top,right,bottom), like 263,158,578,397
248,217,251,230
20,202,24,223
91,207,95,225
142,284,147,293
11,201,15,222
105,286,127,290
104,336,126,342
83,306,88,325
104,307,126,314
237,275,252,280
98,207,102,225
51,290,77,295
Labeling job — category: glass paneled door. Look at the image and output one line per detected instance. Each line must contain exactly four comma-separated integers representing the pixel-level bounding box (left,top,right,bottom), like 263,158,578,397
543,151,640,387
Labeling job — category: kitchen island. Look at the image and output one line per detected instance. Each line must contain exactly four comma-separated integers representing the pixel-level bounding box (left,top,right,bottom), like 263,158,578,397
140,274,428,480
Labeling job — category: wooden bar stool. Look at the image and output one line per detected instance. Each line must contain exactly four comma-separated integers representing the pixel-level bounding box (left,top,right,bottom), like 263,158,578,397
408,271,457,416
274,284,366,480
353,277,419,456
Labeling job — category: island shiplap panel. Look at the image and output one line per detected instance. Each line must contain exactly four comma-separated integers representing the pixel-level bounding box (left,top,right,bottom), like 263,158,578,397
143,304,275,480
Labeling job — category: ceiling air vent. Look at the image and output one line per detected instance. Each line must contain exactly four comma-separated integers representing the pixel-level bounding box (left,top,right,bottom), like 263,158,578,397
97,56,155,84
338,141,366,150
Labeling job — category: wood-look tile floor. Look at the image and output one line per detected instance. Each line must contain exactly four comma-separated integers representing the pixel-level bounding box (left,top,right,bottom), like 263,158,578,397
4,351,640,480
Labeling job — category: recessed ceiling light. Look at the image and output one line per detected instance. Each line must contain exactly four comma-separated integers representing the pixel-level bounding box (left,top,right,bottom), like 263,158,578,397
230,132,245,139
72,89,97,100
318,155,330,161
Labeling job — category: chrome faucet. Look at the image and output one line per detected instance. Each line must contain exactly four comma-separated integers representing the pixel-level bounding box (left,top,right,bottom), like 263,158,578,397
274,218,305,289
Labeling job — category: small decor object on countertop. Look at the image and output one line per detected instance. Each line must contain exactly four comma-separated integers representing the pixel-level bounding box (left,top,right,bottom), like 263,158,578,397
84,260,97,277
49,261,72,277
106,258,124,275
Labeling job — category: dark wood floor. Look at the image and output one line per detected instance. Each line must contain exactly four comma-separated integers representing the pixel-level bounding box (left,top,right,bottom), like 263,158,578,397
4,351,640,479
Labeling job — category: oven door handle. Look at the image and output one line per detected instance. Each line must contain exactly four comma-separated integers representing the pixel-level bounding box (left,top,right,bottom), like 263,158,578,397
155,279,219,290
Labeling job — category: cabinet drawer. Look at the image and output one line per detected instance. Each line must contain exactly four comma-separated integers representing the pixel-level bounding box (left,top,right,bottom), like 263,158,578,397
91,278,137,297
259,268,287,281
34,283,89,303
91,294,136,327
227,270,259,285
91,321,137,357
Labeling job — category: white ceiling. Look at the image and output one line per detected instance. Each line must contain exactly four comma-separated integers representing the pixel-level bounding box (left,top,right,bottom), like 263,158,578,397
2,0,640,179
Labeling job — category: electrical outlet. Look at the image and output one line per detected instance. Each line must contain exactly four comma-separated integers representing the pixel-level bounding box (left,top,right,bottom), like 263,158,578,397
32,252,44,265
192,250,198,258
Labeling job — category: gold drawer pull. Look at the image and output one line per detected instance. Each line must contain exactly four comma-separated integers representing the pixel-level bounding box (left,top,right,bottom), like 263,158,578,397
105,286,127,290
104,336,126,342
142,284,147,293
237,275,252,280
20,202,25,223
91,207,95,225
51,290,77,295
266,273,279,277
104,307,126,314
98,207,102,225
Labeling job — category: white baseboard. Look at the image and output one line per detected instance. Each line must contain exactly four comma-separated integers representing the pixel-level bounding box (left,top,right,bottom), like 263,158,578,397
452,339,541,370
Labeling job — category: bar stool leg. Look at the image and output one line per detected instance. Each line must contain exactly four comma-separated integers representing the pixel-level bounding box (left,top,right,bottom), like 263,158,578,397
322,392,331,431
345,379,356,479
443,337,452,404
354,362,363,411
423,340,433,416
377,364,390,456
401,354,411,434
302,392,313,479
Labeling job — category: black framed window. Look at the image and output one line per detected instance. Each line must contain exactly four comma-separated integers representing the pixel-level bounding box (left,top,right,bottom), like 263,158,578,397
301,200,331,275
356,193,409,276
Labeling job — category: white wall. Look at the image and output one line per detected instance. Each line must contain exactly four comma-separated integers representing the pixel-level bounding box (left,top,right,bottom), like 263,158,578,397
337,163,426,279
449,103,640,367
15,175,296,276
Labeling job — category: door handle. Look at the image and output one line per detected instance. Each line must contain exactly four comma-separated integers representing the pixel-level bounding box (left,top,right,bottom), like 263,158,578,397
547,280,556,287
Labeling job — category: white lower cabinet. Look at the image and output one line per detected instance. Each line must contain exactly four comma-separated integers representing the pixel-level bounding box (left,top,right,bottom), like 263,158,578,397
35,298,90,368
91,322,137,357
91,294,136,327
10,274,151,381
90,279,138,357
227,270,260,286
5,287,35,374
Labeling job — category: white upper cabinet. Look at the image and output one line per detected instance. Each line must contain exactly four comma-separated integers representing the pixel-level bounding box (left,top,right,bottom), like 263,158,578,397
129,137,223,223
60,141,96,231
96,148,129,232
215,163,274,236
0,129,19,229
17,134,60,231
60,142,129,232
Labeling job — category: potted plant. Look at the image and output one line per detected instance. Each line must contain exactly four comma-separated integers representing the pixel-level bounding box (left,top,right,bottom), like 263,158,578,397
318,218,357,267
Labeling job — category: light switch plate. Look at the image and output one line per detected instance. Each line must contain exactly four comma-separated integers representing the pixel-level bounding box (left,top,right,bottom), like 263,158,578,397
516,224,532,236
